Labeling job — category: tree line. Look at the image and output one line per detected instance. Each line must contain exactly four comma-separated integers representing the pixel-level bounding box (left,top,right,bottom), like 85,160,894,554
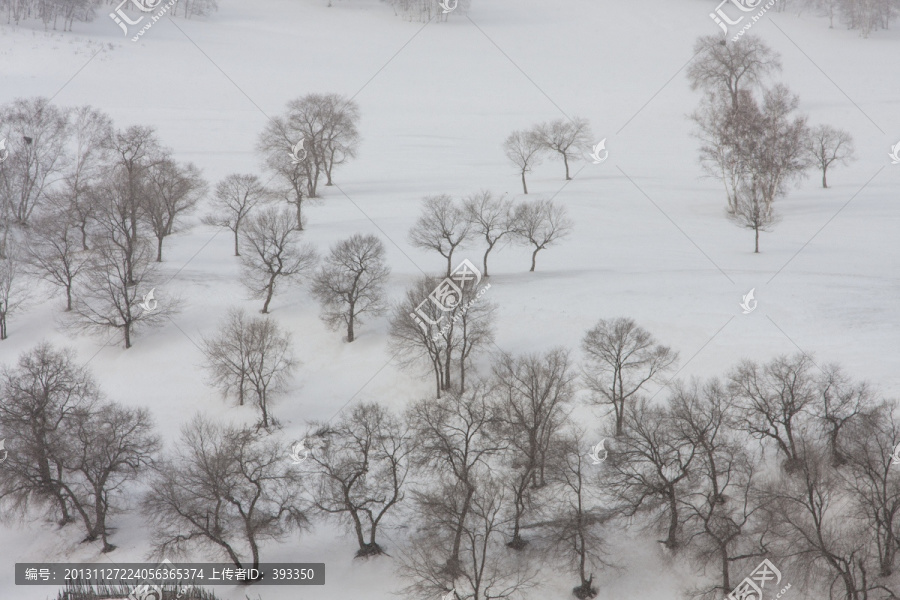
2,318,897,600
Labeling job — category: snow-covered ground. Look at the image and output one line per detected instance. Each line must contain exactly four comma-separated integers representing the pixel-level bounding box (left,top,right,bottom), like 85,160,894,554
1,0,898,598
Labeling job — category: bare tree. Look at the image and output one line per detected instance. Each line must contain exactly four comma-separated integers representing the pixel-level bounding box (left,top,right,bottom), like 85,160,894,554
511,197,573,272
536,117,593,180
729,177,779,253
304,402,410,557
201,308,297,428
0,97,70,226
408,195,471,278
405,385,505,579
60,402,159,552
24,212,90,311
69,235,169,349
669,379,770,599
728,353,817,470
239,206,317,314
810,364,878,466
143,417,308,570
582,317,678,436
544,431,611,599
311,233,390,342
807,124,855,188
143,158,207,261
686,35,782,110
493,348,576,548
0,343,100,525
390,277,451,398
203,173,271,257
604,398,695,550
503,128,544,194
462,190,514,277
257,118,309,230
0,245,28,340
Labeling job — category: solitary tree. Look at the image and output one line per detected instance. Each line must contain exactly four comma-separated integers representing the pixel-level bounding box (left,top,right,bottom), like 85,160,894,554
503,129,544,194
239,206,317,314
408,195,471,278
24,213,89,311
311,233,390,342
512,198,573,272
204,173,271,256
201,308,297,428
806,124,855,188
582,317,678,437
536,117,593,180
462,190,514,277
143,417,308,570
729,178,778,253
304,402,410,557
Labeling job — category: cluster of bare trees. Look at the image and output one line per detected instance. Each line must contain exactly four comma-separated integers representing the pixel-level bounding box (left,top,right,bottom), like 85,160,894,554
0,343,160,552
804,0,900,35
687,35,856,252
384,0,472,22
0,97,205,346
0,0,217,31
408,192,573,275
503,117,593,193
256,93,361,230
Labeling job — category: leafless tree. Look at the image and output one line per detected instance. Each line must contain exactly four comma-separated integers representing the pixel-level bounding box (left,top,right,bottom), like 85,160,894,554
493,348,576,548
811,364,878,466
807,124,855,188
543,431,612,599
143,158,207,261
24,212,90,311
581,317,678,437
405,384,505,580
239,206,317,314
69,235,169,349
604,398,695,550
503,128,544,194
143,417,308,571
408,195,471,278
729,177,779,253
256,116,309,230
0,97,70,227
0,245,29,340
311,233,390,342
761,440,896,600
842,402,900,577
0,343,100,525
59,402,159,552
304,402,410,557
686,35,782,110
511,197,573,272
728,353,818,470
536,117,593,180
462,190,514,277
400,480,535,600
203,173,271,257
201,308,297,429
669,379,770,599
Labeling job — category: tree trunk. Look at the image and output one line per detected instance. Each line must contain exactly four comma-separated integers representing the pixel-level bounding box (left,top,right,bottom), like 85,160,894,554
124,322,131,349
262,278,276,313
530,248,538,272
347,304,355,342
482,244,492,278
822,169,828,188
564,154,571,180
233,228,240,256
156,236,164,262
754,226,759,253
521,171,528,195
65,285,73,311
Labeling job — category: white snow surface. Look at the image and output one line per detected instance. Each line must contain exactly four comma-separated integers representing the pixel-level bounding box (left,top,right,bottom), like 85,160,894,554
0,0,899,598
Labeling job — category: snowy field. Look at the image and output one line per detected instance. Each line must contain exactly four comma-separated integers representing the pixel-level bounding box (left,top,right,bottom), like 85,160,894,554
1,0,899,599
